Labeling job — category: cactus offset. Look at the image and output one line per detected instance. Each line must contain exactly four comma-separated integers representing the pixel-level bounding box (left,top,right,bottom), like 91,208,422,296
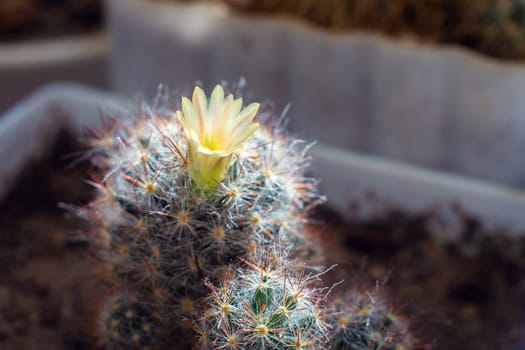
195,255,330,349
328,286,417,350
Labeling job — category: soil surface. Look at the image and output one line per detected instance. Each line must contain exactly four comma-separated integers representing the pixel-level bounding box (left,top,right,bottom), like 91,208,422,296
312,207,525,350
0,0,103,42
0,131,107,350
1,131,524,349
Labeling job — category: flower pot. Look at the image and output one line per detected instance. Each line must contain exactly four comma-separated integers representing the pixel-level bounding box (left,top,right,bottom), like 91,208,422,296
2,83,525,234
0,83,127,199
107,0,525,190
311,143,525,239
1,84,525,349
0,32,109,114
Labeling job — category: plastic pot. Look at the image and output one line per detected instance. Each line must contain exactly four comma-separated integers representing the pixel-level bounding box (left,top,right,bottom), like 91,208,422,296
0,32,108,113
107,0,525,190
1,84,524,238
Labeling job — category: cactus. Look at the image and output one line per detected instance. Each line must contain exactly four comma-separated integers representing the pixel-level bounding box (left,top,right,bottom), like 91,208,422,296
83,83,426,349
328,286,417,350
100,297,157,350
194,254,330,349
84,83,323,348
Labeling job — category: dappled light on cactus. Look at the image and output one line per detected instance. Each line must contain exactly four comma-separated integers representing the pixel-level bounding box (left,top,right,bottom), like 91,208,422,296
195,256,330,349
84,83,336,348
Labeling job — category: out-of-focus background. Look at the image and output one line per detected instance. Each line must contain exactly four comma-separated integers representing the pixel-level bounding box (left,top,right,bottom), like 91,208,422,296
2,1,525,350
0,0,105,112
4,0,525,185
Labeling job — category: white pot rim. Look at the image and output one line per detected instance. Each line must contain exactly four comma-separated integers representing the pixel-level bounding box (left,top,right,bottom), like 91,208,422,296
2,83,525,237
0,31,108,66
0,83,129,199
312,143,525,236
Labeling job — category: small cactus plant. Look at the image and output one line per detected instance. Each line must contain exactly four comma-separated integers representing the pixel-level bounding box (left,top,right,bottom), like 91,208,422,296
84,83,324,348
328,286,417,350
194,255,330,349
82,83,424,349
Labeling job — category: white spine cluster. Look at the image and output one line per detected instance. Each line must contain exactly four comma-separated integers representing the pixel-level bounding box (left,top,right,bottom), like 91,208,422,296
86,84,325,347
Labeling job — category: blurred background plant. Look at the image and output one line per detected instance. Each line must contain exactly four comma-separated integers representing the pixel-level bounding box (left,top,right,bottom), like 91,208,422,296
158,0,525,60
230,0,525,60
0,0,106,115
0,0,102,41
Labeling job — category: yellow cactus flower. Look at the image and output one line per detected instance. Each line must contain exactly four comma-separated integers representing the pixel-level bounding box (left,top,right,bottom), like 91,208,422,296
177,85,259,193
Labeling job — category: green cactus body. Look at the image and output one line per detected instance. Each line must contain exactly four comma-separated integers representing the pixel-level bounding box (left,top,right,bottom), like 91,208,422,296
328,288,415,350
195,258,329,349
102,298,157,350
85,84,323,348
84,84,424,349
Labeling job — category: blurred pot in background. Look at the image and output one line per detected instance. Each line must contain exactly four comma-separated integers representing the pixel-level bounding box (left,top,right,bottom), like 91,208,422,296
107,0,525,191
0,0,108,113
2,83,525,240
1,84,525,349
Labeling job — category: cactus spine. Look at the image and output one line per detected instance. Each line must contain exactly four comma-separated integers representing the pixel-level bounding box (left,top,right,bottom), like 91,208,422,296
84,83,423,349
85,84,325,348
195,256,329,349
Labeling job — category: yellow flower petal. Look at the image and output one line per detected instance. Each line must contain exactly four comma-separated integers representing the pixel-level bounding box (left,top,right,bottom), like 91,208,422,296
192,86,208,123
177,85,260,194
209,85,225,117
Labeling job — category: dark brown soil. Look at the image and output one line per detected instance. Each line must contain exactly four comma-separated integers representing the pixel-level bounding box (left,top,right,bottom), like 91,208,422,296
0,131,107,350
0,0,103,42
1,130,524,349
312,206,525,350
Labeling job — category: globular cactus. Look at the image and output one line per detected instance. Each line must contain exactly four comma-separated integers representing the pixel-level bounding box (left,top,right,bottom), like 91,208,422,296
84,83,323,348
328,286,417,350
84,83,425,349
194,254,330,349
